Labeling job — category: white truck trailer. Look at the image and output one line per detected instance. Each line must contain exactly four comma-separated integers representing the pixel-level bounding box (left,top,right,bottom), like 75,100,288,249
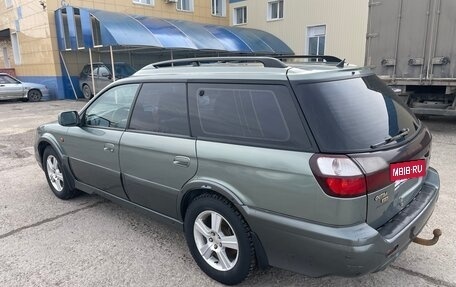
366,0,456,115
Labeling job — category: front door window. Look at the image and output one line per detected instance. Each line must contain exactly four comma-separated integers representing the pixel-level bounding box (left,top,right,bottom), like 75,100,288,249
84,84,139,129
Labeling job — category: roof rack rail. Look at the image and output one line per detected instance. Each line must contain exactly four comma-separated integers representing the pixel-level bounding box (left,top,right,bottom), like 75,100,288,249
151,57,288,69
275,55,343,63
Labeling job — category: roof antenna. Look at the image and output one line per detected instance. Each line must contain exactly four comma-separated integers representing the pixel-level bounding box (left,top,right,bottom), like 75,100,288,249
336,58,346,68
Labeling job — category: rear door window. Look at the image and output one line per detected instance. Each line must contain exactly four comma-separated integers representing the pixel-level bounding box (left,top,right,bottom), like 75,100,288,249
189,83,312,151
129,83,189,136
294,75,421,153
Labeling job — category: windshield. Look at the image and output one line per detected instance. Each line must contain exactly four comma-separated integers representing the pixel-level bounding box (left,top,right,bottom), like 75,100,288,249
294,75,421,153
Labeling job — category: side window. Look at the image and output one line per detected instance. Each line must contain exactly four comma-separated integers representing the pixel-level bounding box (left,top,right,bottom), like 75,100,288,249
0,75,18,84
129,83,189,136
84,84,139,129
98,66,110,77
197,87,289,141
83,65,92,76
82,66,88,75
0,75,9,84
92,67,100,77
189,84,312,150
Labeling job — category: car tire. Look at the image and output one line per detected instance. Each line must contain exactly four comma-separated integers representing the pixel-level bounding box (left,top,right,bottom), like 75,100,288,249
184,193,255,285
82,84,92,99
27,89,42,102
43,147,80,200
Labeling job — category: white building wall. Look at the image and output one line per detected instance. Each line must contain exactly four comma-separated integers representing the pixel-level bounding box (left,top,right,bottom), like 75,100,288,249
230,0,369,66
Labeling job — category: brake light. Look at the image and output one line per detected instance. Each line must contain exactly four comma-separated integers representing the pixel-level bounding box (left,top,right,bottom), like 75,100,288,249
325,177,366,197
310,154,393,198
310,155,367,198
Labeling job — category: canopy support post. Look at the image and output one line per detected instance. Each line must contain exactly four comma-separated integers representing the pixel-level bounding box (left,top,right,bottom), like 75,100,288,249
89,48,96,96
59,51,78,100
110,45,116,81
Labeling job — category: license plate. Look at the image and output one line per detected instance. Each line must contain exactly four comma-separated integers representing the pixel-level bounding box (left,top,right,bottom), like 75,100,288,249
390,159,426,181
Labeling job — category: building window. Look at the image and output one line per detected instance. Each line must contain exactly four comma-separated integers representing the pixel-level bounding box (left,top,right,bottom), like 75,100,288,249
133,0,153,5
91,17,102,47
5,0,12,8
177,0,193,12
268,0,283,20
74,8,84,49
233,6,247,25
62,11,71,50
307,25,326,56
212,0,226,17
11,33,20,65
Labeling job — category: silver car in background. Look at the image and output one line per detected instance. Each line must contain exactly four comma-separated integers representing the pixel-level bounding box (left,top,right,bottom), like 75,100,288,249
0,73,49,102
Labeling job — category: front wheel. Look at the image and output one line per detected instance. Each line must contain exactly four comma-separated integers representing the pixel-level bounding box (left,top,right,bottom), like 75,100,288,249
27,89,42,102
184,194,255,285
43,147,80,200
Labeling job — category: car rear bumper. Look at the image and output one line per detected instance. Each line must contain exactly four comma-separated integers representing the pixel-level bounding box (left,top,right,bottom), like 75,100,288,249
244,167,440,277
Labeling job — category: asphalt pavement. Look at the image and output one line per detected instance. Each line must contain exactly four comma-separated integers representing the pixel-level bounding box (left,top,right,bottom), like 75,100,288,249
0,100,455,287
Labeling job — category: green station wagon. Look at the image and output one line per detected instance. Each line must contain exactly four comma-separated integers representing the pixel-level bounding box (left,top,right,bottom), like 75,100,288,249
35,56,440,285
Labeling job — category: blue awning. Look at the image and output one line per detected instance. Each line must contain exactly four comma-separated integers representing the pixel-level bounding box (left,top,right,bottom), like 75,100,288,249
55,6,294,55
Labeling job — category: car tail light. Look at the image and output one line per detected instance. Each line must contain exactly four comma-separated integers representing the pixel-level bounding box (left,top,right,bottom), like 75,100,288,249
310,155,367,198
310,154,392,198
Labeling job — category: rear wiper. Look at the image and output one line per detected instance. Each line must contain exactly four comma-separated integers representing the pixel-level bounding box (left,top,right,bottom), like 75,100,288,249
370,128,410,149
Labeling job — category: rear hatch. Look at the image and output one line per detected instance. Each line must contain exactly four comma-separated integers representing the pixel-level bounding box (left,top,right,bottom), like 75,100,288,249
292,74,431,228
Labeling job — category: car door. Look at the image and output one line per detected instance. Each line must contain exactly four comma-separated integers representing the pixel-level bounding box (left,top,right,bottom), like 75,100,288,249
0,74,23,99
120,82,197,218
64,83,140,199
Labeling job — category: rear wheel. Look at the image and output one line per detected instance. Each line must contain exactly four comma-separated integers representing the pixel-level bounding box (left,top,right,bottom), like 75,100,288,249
43,147,80,200
82,84,92,99
28,89,42,102
184,194,255,285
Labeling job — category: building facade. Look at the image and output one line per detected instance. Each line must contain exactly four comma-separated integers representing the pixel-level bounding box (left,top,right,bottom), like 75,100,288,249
0,0,231,99
229,0,369,66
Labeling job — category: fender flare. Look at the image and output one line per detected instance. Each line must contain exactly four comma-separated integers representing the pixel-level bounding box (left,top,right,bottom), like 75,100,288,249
177,179,246,221
37,133,65,162
177,179,270,268
37,133,76,190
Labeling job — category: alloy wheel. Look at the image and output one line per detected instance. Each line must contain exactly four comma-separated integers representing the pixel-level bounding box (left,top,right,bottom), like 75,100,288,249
46,155,64,192
193,210,239,271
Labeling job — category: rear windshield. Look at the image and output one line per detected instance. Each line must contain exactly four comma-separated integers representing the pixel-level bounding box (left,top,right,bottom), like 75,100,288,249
294,75,420,153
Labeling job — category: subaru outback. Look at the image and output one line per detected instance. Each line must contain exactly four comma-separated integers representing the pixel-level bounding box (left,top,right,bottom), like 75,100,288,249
35,56,440,285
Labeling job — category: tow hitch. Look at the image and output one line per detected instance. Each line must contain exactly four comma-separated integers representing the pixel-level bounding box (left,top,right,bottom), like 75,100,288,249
413,229,442,246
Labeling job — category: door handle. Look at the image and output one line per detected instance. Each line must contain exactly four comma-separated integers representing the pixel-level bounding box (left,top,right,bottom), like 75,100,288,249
103,143,115,152
173,156,190,167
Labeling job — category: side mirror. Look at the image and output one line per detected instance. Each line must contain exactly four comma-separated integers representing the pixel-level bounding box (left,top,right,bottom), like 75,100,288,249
58,111,80,126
